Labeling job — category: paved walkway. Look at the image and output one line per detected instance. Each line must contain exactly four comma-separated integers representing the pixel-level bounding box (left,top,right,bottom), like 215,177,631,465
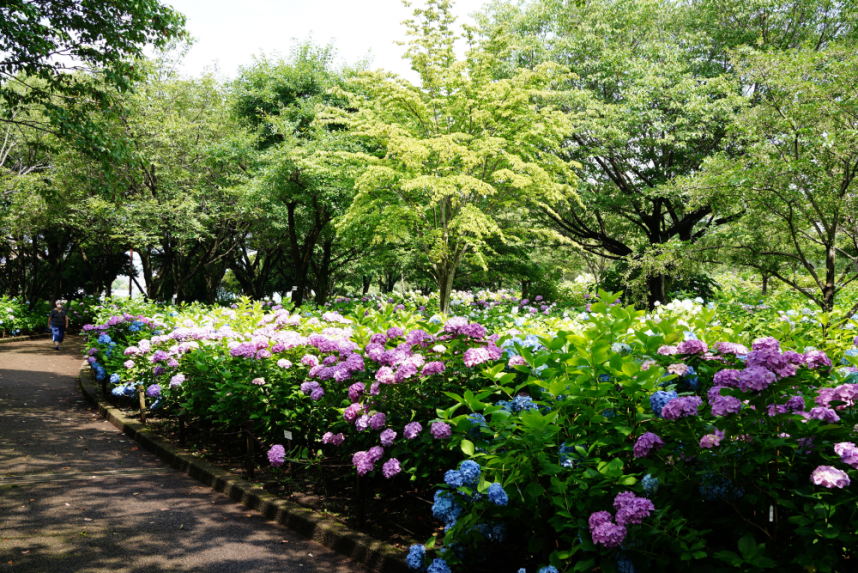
0,337,365,573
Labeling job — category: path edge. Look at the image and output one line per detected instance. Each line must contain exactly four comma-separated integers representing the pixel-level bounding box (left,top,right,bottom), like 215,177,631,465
77,363,409,573
0,333,51,345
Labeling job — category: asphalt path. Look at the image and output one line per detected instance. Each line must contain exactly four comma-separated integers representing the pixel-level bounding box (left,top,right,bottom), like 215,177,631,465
0,336,365,573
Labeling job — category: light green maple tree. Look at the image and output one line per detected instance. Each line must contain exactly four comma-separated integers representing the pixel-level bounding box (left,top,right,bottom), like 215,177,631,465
321,0,578,314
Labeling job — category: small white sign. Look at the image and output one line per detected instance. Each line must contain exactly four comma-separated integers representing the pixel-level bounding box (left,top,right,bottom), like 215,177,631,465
284,430,293,440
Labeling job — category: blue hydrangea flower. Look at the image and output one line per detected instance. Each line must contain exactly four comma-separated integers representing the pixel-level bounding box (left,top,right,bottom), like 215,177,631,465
642,474,659,496
559,442,587,468
598,373,613,383
97,334,111,345
611,343,631,355
538,567,559,573
459,460,481,485
109,373,120,384
467,413,487,440
650,390,678,418
405,545,425,570
502,395,538,413
616,554,636,573
432,491,463,526
426,558,451,573
699,474,744,501
444,470,464,488
487,483,508,506
841,348,858,365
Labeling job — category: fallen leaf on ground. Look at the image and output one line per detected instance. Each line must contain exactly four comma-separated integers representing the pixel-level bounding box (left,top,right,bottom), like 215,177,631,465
21,551,28,555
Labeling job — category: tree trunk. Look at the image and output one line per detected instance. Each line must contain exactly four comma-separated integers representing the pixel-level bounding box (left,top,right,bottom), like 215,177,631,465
647,274,667,310
313,240,333,306
761,272,769,296
521,279,530,301
362,275,371,295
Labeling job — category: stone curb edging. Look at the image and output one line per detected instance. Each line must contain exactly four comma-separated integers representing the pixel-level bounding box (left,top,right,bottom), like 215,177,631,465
0,333,52,345
77,364,409,573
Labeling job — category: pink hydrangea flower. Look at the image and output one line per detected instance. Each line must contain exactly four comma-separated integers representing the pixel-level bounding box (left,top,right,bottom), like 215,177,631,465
277,359,292,368
811,465,850,488
508,355,528,367
699,429,725,449
657,345,678,356
834,442,858,468
463,347,492,367
375,366,395,384
667,363,689,376
251,377,265,385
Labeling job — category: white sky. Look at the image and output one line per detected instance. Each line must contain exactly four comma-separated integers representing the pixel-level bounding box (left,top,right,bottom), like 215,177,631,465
165,0,491,83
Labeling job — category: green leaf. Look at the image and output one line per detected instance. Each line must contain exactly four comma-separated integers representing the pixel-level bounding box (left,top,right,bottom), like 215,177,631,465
460,439,475,456
737,534,756,560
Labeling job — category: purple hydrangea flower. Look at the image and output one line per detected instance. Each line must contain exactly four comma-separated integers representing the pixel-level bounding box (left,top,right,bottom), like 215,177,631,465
380,429,397,447
356,415,371,432
353,451,373,476
809,407,840,423
711,395,743,417
713,369,741,387
430,422,451,439
322,432,344,446
268,444,286,467
591,521,626,548
169,373,185,388
348,382,365,402
677,340,708,355
146,384,161,398
404,422,422,439
633,432,665,458
421,361,446,376
370,413,386,430
805,350,832,369
614,492,655,526
737,366,776,392
367,446,384,463
382,458,401,479
661,396,702,420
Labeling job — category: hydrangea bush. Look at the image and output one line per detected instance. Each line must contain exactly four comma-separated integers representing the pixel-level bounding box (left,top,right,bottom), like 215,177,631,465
81,290,858,572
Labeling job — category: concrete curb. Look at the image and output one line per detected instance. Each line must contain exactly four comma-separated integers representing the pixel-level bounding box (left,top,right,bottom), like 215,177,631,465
77,364,409,573
0,333,52,345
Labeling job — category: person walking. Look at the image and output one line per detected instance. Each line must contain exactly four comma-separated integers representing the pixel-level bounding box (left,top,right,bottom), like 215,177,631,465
48,300,69,350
